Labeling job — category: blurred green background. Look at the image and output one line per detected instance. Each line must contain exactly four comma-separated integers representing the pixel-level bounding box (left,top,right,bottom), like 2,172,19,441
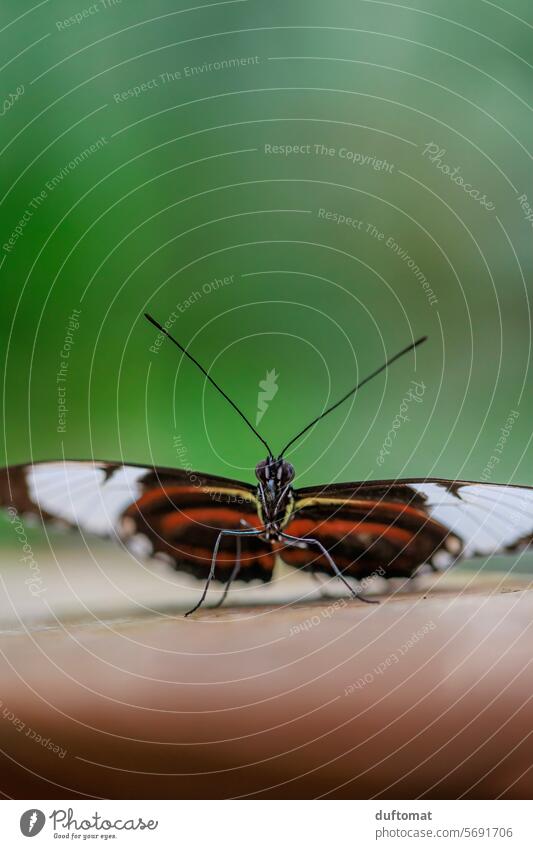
1,0,531,488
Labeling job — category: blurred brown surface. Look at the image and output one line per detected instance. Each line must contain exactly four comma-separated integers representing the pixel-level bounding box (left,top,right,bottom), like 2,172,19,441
0,580,532,799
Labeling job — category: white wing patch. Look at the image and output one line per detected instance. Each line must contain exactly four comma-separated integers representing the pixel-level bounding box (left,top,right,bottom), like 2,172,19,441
26,463,149,536
411,482,533,556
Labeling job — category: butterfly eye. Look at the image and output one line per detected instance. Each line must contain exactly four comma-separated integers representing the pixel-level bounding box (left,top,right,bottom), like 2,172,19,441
255,460,270,481
279,461,295,484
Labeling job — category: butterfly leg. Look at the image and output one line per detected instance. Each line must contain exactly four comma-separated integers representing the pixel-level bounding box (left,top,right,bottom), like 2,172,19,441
212,535,242,609
310,570,332,599
185,528,263,617
281,532,379,605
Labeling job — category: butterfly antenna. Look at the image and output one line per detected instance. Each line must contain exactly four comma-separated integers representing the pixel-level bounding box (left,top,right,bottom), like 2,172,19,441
278,336,428,458
145,314,274,457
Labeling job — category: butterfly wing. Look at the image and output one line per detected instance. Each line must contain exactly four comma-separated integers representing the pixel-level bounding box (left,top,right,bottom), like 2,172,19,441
280,478,533,580
0,461,275,583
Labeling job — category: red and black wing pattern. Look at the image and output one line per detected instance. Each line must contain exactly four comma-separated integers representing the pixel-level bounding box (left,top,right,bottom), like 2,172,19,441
280,478,533,580
2,464,533,591
0,462,275,584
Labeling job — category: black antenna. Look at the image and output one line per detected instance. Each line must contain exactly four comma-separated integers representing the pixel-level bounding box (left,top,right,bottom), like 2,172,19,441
145,314,274,457
278,336,428,458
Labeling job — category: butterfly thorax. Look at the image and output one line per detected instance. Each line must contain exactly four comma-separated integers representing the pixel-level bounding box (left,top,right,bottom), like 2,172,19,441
255,458,295,540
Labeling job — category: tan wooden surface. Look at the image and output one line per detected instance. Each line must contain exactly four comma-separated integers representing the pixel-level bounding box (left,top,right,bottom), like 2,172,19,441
0,540,532,799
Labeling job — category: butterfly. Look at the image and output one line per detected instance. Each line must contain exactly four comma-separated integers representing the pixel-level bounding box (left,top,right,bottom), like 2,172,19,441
1,315,532,616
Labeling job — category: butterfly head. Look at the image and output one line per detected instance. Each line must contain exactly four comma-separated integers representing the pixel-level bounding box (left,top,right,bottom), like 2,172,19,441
255,458,295,500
